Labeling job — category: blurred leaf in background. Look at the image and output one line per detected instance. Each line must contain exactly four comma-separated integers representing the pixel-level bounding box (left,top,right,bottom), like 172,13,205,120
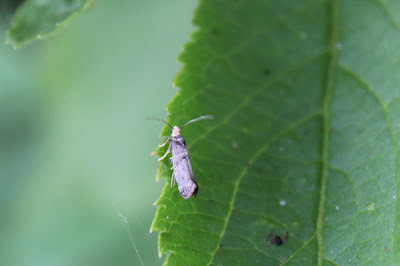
0,0,196,265
0,0,25,24
6,0,93,49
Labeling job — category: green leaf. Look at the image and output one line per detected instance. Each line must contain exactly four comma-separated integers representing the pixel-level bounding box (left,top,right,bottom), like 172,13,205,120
151,0,400,265
0,1,24,23
6,0,93,49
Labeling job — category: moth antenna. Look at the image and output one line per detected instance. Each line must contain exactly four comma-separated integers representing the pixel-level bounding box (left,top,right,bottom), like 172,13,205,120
181,115,214,129
146,117,173,129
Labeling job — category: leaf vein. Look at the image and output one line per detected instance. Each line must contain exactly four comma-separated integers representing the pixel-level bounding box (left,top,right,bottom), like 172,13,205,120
316,0,339,263
208,111,322,264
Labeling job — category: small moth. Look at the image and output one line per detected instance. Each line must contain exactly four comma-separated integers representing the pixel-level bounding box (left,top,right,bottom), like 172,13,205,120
149,115,214,199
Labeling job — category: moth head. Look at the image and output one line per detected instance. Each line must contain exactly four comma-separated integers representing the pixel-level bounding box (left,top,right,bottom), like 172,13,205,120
171,126,181,137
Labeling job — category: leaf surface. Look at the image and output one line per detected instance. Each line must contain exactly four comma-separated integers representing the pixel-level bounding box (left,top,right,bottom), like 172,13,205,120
151,0,400,264
6,0,92,48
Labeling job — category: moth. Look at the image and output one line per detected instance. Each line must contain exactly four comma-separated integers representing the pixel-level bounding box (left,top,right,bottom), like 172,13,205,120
150,115,214,199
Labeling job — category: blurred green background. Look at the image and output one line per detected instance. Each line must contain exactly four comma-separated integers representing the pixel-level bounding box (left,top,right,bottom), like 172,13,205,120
0,0,197,265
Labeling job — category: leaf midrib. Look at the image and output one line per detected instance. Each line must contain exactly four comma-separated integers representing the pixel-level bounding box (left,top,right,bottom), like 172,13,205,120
316,0,339,264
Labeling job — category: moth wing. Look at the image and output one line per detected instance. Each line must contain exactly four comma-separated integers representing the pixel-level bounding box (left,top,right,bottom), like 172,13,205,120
185,156,195,180
184,157,198,197
170,138,198,199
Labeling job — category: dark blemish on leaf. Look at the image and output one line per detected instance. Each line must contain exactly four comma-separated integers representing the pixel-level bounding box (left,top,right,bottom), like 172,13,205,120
184,244,188,248
263,68,271,76
268,231,288,246
219,244,223,248
211,28,221,36
268,235,284,246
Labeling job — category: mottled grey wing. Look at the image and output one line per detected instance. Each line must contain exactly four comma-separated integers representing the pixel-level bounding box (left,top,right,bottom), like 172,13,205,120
185,155,198,197
170,138,198,199
174,154,198,199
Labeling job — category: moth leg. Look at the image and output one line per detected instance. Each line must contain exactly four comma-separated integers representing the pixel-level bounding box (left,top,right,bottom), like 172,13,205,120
171,171,176,187
158,142,171,162
158,137,170,147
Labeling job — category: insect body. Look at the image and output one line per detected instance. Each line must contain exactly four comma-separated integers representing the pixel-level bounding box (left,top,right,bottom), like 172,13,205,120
150,115,214,199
